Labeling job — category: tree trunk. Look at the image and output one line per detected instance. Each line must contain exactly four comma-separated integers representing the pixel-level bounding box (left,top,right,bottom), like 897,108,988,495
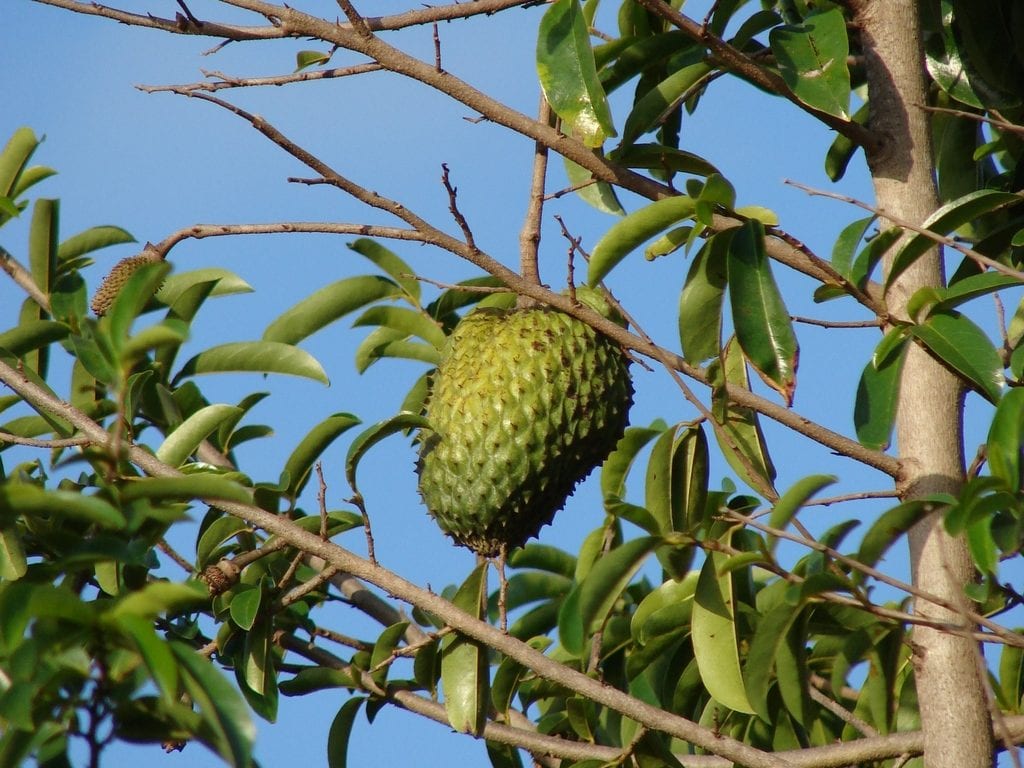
858,1,992,765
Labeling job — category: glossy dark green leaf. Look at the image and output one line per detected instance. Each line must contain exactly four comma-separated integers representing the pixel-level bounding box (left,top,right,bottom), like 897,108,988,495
28,198,57,314
887,190,1023,288
345,413,430,494
825,102,868,182
508,543,577,579
347,238,421,304
352,305,447,351
589,196,697,285
830,216,875,281
282,413,361,500
537,0,617,147
156,404,243,467
599,31,693,92
442,563,489,735
728,220,799,403
172,642,256,768
987,388,1024,492
692,539,755,714
854,333,909,450
920,272,1024,318
262,276,402,345
177,341,329,385
694,174,736,226
559,536,659,657
679,233,729,364
239,615,277,720
327,697,365,768
0,484,125,529
910,311,1003,402
769,8,851,118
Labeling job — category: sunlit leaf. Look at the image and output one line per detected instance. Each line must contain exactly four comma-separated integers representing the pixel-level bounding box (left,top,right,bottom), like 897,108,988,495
0,485,125,529
345,413,430,494
692,537,755,714
156,404,243,467
910,311,1003,403
679,233,728,364
177,341,329,384
442,564,488,735
263,275,403,345
589,196,697,285
987,388,1024,493
854,332,909,450
283,413,361,500
770,8,851,119
58,225,135,261
537,0,617,147
347,238,421,305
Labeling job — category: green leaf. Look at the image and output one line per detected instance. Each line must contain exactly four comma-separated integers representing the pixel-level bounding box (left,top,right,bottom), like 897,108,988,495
589,196,697,285
0,320,69,357
0,484,125,529
608,144,718,177
263,275,403,345
156,405,243,467
118,475,253,505
156,269,253,305
58,225,135,261
886,190,1023,288
345,413,430,495
171,642,256,768
917,273,1024,318
283,413,362,500
854,333,910,450
825,102,869,182
858,501,931,568
711,338,777,494
197,516,251,569
103,261,172,349
0,128,40,198
0,527,27,580
327,697,365,768
563,156,625,215
352,306,447,350
229,585,263,631
442,564,489,735
728,220,799,404
767,475,836,552
910,311,1003,402
692,540,755,714
831,216,875,281
621,62,713,147
113,614,180,705
295,50,332,71
769,8,851,119
354,326,441,372
279,668,355,696
987,388,1024,493
601,422,665,501
370,621,410,688
744,602,803,722
108,581,207,621
559,536,659,657
679,233,729,364
177,341,329,384
347,238,421,304
537,0,617,147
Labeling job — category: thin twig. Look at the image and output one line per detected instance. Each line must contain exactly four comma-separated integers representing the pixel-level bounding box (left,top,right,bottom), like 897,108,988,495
0,431,91,448
916,103,1024,137
518,95,553,292
785,179,1024,283
440,163,476,251
791,315,882,329
140,63,384,93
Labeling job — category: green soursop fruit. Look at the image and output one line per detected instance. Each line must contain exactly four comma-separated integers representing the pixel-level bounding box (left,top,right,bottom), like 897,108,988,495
417,294,632,556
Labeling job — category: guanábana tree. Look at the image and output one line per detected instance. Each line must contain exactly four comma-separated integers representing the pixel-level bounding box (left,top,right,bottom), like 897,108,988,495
2,1,1024,766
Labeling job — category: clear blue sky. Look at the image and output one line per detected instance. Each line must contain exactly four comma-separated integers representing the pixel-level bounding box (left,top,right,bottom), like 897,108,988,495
3,1,1016,766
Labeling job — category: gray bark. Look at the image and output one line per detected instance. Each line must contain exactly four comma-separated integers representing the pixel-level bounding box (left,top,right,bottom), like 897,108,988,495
859,1,992,765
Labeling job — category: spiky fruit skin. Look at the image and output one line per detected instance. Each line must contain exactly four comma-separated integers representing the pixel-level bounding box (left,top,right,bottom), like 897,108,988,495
417,305,632,556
